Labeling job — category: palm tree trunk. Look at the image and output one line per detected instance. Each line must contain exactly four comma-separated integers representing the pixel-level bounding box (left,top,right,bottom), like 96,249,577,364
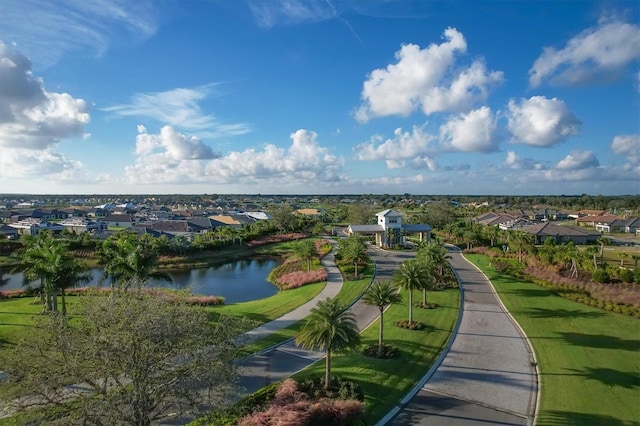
378,308,384,357
325,347,332,389
408,291,413,325
422,288,427,306
61,288,67,316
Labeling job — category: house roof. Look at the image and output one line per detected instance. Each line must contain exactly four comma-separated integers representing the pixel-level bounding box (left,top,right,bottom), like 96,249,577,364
376,209,402,218
348,224,384,233
151,220,191,233
103,214,134,222
523,222,599,237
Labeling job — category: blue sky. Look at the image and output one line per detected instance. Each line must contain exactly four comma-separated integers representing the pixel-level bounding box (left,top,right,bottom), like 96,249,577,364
0,0,638,195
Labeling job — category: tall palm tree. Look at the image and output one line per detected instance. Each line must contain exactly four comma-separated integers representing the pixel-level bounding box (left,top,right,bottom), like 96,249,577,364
295,239,317,272
392,260,430,326
340,235,368,279
362,280,401,357
99,233,170,290
17,231,59,312
597,236,612,264
417,240,451,282
296,298,360,389
17,231,89,314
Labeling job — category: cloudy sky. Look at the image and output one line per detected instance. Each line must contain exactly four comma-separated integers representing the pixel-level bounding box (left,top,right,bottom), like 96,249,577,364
0,0,638,195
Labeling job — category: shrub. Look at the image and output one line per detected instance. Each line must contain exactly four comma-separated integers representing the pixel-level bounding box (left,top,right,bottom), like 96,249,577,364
394,319,426,330
592,268,611,283
618,268,634,283
362,343,399,359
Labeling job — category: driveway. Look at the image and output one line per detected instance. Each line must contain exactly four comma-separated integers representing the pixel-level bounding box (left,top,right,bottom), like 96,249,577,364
386,248,538,425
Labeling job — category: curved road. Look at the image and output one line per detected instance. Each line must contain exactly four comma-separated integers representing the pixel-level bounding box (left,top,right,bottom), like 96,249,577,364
387,248,538,425
237,245,414,394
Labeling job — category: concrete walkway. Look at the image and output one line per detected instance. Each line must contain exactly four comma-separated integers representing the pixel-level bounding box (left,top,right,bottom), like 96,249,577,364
384,248,538,426
241,246,344,345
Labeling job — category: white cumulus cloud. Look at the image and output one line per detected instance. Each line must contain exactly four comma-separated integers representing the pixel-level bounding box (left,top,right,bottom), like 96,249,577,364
125,128,345,187
439,107,500,153
0,40,90,150
354,125,436,164
135,125,219,160
611,134,640,165
556,150,600,170
354,27,503,123
422,60,503,115
529,17,640,87
507,96,580,147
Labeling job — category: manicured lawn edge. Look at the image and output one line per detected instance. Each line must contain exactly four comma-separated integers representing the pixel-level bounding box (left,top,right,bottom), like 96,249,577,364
465,254,640,426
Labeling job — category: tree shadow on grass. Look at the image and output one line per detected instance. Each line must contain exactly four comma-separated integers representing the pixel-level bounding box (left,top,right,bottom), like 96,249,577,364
543,366,639,389
537,410,631,426
528,307,605,319
558,332,640,352
510,288,553,298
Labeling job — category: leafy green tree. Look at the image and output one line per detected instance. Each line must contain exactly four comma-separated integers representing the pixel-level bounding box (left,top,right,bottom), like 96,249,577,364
347,203,376,225
392,260,430,325
269,204,297,233
362,280,402,357
296,298,360,389
4,291,246,425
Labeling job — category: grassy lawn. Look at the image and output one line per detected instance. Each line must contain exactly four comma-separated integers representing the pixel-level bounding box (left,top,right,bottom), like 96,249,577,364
466,254,640,426
293,287,460,424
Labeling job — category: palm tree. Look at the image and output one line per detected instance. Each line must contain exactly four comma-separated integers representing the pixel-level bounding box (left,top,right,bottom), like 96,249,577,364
99,233,170,290
17,231,89,314
392,260,430,326
417,240,451,283
597,236,612,264
295,298,360,389
619,252,628,267
295,239,317,272
17,232,59,312
340,235,368,279
362,280,401,357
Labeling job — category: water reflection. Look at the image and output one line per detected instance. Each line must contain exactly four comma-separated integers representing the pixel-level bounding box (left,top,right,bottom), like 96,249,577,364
0,257,280,304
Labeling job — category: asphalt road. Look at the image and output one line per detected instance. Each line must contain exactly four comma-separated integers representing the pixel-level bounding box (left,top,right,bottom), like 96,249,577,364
387,249,538,426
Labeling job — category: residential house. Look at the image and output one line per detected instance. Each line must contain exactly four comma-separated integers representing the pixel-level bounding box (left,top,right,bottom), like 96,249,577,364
623,217,640,234
9,219,64,236
102,214,135,229
522,222,600,245
594,216,626,233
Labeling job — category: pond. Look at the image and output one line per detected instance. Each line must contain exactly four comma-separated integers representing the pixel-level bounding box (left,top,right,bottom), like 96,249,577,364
0,257,281,304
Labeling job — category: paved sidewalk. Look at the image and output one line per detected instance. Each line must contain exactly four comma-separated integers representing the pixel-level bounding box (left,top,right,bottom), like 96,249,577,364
241,246,344,345
386,249,538,426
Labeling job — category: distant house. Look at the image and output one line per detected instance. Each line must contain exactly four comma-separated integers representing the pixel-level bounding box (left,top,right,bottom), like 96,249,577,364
9,219,64,236
150,220,194,238
347,209,431,248
522,222,600,245
623,217,640,234
0,224,18,240
103,214,135,229
208,214,255,229
59,218,106,234
295,208,325,217
594,216,626,233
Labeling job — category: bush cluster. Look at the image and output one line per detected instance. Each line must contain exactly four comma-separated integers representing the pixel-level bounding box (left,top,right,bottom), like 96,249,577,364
394,319,426,330
237,379,365,426
362,343,399,359
247,233,309,247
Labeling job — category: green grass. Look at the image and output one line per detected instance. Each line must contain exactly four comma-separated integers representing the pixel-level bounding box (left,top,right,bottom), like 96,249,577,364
466,254,640,426
208,281,326,325
0,297,47,346
293,287,460,424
